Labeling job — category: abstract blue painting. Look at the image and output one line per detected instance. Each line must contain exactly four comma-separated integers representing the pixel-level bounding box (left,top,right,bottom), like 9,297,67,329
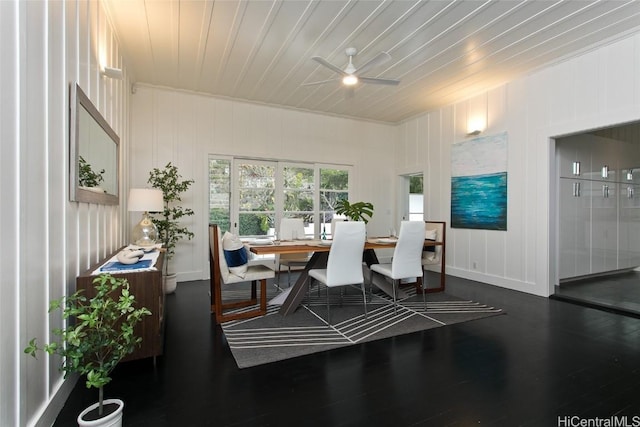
451,132,507,230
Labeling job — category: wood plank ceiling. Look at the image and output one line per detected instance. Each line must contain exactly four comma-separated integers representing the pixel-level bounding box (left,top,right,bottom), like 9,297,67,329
103,0,640,124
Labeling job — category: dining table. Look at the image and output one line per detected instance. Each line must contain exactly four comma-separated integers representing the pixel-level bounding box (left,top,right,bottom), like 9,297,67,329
248,237,444,316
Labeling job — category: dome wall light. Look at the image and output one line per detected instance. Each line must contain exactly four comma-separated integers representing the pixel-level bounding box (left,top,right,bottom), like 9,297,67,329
466,117,486,136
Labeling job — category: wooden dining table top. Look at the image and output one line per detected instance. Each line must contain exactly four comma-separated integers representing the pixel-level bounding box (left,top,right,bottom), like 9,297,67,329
247,238,442,255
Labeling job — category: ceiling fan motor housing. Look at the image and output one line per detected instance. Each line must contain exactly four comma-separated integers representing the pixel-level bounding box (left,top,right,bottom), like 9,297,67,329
345,47,358,57
344,47,358,74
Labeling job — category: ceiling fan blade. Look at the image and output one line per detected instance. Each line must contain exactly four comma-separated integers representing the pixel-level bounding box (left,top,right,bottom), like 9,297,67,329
359,76,400,86
301,79,339,86
355,51,391,75
312,56,347,76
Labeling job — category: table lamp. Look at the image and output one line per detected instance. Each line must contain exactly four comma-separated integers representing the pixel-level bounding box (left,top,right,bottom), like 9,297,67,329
128,188,164,247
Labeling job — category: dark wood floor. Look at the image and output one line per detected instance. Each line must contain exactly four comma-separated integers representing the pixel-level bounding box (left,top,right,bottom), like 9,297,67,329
553,270,640,317
54,274,640,426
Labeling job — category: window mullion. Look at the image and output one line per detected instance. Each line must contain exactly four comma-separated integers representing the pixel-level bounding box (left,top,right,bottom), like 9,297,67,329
314,166,320,237
275,163,284,233
230,158,239,233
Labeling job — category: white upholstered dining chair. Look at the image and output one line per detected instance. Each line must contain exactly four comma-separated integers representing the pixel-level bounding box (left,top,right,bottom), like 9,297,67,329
307,221,367,325
369,221,426,312
277,218,310,287
330,217,344,238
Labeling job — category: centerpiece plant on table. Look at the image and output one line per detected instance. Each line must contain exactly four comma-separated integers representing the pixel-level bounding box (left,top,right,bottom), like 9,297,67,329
335,199,374,223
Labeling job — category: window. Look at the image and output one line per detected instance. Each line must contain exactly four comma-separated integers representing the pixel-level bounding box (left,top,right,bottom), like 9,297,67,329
408,174,424,221
209,156,350,238
237,160,275,236
319,168,349,237
282,165,314,237
209,158,231,232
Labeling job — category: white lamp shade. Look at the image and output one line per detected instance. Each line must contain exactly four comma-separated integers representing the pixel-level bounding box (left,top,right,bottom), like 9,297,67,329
128,188,164,212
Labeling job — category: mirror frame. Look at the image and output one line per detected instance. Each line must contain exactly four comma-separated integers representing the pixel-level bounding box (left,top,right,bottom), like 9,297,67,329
69,83,120,205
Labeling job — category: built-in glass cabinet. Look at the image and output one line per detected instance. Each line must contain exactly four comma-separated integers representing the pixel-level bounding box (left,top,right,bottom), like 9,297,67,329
557,122,640,281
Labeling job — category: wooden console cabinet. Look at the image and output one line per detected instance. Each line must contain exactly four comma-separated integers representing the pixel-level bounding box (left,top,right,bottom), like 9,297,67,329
76,249,165,362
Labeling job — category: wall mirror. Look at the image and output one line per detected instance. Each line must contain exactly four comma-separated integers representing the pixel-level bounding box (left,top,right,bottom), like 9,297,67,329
69,83,119,204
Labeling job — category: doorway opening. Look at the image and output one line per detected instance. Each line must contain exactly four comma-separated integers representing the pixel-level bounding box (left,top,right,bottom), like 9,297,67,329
552,120,640,317
400,173,424,223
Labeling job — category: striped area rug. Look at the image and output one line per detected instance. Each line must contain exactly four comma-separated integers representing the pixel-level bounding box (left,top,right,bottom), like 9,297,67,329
220,285,503,368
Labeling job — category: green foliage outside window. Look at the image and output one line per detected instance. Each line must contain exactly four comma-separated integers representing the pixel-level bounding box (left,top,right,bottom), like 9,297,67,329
320,168,349,190
239,213,272,236
283,166,314,224
209,208,230,232
209,159,231,232
410,175,423,194
320,168,349,224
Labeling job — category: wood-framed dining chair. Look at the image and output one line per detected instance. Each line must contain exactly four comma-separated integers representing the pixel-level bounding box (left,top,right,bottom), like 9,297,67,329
209,224,274,324
307,221,367,325
422,220,446,293
369,221,426,312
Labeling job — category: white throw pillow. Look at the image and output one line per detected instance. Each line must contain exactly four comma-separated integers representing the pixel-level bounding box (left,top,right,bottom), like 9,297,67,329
222,232,249,278
424,228,438,258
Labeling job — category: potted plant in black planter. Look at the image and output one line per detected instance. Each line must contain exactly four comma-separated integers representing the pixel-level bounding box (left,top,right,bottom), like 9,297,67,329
147,162,195,294
335,199,374,223
25,274,150,427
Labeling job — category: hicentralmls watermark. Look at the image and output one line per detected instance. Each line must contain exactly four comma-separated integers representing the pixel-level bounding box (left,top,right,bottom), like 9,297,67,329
558,416,640,427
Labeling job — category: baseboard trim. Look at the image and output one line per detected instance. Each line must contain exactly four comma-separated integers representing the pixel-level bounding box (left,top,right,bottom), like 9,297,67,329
550,293,640,319
33,374,79,427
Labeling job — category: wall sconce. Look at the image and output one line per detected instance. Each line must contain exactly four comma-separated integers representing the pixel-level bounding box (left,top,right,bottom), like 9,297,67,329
101,66,123,80
466,117,485,137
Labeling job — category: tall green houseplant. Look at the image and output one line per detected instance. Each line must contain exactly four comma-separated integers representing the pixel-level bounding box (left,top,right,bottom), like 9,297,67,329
25,274,150,420
147,162,195,275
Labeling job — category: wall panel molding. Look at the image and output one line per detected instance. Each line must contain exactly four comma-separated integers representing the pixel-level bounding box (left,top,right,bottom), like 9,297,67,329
397,32,640,297
0,1,130,426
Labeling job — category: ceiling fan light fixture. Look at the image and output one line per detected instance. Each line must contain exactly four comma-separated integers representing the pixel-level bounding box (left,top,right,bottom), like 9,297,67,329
342,75,358,86
307,47,400,90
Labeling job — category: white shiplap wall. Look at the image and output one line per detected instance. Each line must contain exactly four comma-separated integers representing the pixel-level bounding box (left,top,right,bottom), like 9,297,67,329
397,32,640,297
3,3,637,424
130,31,640,296
0,1,129,426
129,86,398,282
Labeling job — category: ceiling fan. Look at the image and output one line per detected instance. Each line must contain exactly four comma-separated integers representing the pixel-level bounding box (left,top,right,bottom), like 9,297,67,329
303,47,401,89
